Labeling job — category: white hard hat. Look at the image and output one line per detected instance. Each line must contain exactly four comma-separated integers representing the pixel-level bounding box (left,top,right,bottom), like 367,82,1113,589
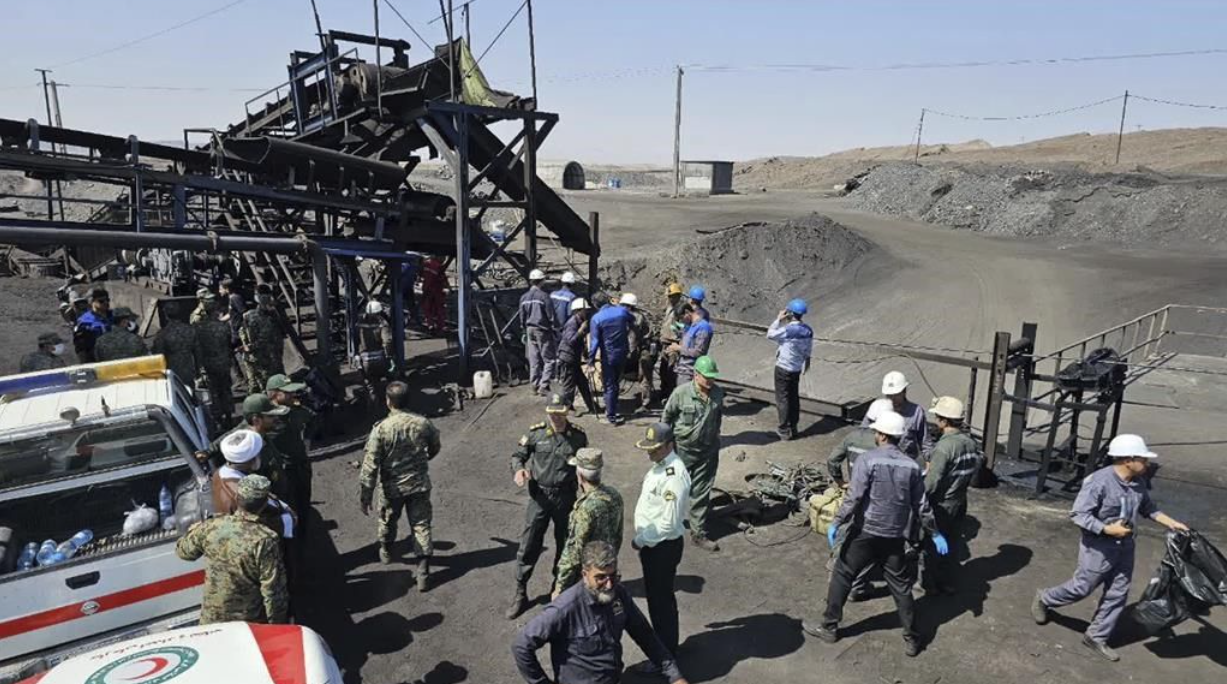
221,429,264,464
528,269,545,281
570,297,589,312
865,398,891,423
366,301,384,315
1107,433,1157,459
561,271,577,284
882,371,909,395
619,292,639,307
869,410,907,438
932,396,965,420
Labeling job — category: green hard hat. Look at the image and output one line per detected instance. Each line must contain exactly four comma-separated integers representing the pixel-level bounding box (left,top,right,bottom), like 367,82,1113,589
694,355,721,379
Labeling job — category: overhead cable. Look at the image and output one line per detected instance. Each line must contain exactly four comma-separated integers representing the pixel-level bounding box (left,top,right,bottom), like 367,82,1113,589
50,0,250,69
468,0,528,76
382,0,433,49
924,95,1124,121
1132,94,1227,110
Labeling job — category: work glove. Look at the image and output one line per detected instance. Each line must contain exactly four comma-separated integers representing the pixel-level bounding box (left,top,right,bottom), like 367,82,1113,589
932,532,950,556
827,524,839,549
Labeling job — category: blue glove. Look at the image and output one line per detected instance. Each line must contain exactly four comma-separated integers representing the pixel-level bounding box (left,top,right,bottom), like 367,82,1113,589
932,532,950,556
827,524,839,549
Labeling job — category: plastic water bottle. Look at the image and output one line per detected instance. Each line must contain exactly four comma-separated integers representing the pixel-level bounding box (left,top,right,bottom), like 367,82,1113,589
35,539,58,567
17,542,37,570
159,485,174,525
53,530,94,561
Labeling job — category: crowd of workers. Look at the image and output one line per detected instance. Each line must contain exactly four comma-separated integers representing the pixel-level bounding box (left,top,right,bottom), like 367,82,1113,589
16,269,1197,680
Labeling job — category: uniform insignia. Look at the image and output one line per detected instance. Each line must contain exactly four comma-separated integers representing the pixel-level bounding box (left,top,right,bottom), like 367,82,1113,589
612,599,624,615
663,490,676,501
531,422,546,430
666,467,675,476
519,435,529,446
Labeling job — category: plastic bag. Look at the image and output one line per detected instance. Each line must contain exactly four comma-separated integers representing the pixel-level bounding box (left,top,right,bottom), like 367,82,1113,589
122,504,159,536
1129,563,1189,636
1172,530,1227,606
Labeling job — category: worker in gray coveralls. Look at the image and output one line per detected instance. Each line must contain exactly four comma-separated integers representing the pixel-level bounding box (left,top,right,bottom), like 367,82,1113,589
1031,433,1189,663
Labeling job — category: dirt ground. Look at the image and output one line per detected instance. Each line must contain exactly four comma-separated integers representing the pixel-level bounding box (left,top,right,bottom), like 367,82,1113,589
294,377,1227,684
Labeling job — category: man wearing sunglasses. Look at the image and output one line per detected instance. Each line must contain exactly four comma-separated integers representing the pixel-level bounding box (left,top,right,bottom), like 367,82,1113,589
72,286,114,363
514,540,689,684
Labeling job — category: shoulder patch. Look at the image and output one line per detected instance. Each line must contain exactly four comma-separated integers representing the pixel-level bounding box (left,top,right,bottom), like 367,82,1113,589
666,466,675,476
663,490,676,501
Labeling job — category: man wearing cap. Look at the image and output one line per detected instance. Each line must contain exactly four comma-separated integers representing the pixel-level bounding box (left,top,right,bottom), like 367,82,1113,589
359,381,442,591
267,374,316,525
922,396,983,595
72,286,113,363
805,410,946,657
152,300,200,385
1032,433,1189,662
662,355,725,553
204,394,291,498
176,474,288,625
550,271,578,330
507,394,588,619
622,293,656,411
194,295,236,430
767,299,814,441
520,269,559,396
357,300,394,400
556,297,599,416
190,287,216,324
20,332,69,372
657,283,687,402
209,429,296,538
94,307,149,362
553,448,624,596
240,294,285,394
632,423,692,657
669,304,714,386
514,540,690,684
588,292,634,424
862,371,934,461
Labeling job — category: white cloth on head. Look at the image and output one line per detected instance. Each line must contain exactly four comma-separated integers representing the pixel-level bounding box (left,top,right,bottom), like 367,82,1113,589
221,429,263,464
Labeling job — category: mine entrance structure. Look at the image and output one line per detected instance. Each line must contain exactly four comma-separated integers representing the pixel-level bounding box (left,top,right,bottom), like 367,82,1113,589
0,30,595,385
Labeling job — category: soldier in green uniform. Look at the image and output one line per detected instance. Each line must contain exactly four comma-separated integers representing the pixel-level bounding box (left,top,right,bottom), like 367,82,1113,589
19,332,69,372
152,300,200,385
922,396,983,594
194,296,236,431
175,474,288,624
552,448,624,597
359,381,442,591
240,293,285,394
94,307,149,361
661,355,725,552
266,374,316,528
189,287,214,325
506,394,588,619
202,394,290,498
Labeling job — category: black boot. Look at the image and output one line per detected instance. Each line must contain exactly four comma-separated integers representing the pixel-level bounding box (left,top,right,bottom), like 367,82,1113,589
505,583,529,620
416,557,430,592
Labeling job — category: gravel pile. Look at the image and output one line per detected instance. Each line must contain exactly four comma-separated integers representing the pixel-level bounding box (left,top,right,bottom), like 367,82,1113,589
601,213,876,320
847,162,1227,248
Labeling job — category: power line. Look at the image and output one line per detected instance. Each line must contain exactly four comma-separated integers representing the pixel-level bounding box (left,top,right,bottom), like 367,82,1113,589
50,0,250,69
1132,93,1227,111
924,94,1125,121
685,47,1227,74
381,0,433,49
468,0,528,75
58,82,265,93
427,0,480,25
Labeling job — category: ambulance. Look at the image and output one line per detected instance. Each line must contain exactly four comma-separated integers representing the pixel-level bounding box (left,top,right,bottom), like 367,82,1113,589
0,357,214,682
8,622,341,684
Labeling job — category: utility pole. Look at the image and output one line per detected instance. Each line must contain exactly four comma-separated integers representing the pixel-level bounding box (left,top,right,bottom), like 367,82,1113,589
463,1,471,45
372,0,382,115
526,0,538,104
34,69,56,219
1115,90,1130,165
913,108,926,163
672,65,684,198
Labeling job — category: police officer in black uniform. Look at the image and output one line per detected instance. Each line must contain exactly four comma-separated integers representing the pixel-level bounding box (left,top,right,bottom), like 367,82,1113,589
507,394,588,619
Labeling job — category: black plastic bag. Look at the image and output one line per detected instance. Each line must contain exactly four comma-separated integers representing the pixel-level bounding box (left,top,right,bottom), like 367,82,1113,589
1171,530,1227,606
1130,562,1190,636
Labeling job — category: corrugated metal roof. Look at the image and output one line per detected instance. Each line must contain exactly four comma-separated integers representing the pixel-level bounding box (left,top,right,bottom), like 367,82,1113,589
0,377,172,432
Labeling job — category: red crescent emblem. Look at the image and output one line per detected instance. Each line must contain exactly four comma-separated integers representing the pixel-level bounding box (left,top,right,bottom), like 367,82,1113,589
123,656,170,681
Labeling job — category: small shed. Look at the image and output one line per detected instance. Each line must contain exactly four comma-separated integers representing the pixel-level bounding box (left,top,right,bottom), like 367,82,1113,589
682,160,734,195
538,161,586,190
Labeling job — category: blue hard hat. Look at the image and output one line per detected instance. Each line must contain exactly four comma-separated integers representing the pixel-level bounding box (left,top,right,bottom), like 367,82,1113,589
787,298,808,315
688,285,706,302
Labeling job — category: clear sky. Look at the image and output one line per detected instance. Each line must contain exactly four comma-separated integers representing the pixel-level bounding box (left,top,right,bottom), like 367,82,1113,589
2,0,1226,164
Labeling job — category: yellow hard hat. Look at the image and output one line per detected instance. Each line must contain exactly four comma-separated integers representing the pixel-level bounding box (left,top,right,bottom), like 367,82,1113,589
666,283,684,296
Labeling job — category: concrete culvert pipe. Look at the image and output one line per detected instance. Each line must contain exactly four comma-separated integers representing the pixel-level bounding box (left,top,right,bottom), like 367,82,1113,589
539,161,586,191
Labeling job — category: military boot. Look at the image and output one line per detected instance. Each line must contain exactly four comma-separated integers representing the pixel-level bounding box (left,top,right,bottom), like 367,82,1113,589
505,583,529,620
416,557,431,592
378,543,392,565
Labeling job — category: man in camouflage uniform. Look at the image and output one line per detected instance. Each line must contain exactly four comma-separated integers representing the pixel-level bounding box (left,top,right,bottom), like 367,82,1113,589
152,300,199,385
359,381,442,591
657,284,687,402
194,297,235,430
506,394,588,619
552,448,624,596
240,293,285,394
190,287,215,324
175,474,288,624
94,307,149,361
20,332,69,372
266,374,316,528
